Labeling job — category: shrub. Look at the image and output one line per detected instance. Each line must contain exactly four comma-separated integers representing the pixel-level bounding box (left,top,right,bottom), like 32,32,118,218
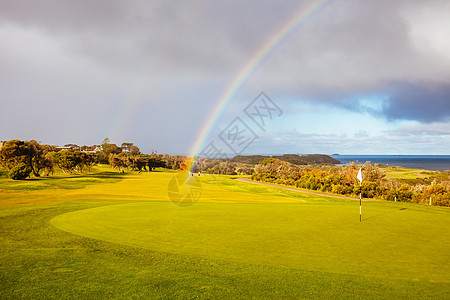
8,163,32,180
398,184,414,201
332,184,347,195
386,188,398,201
434,193,450,207
361,181,379,198
0,167,8,178
416,184,448,205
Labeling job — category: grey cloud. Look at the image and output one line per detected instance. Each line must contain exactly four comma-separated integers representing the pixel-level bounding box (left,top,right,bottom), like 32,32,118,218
382,82,450,123
0,0,301,74
1,0,450,153
305,81,450,123
245,0,450,124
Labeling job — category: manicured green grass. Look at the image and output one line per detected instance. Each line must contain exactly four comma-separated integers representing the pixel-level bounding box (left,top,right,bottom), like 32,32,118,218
385,167,436,180
1,169,449,298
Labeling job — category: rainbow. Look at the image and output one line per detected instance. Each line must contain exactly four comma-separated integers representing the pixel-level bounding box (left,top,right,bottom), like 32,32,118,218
188,0,333,165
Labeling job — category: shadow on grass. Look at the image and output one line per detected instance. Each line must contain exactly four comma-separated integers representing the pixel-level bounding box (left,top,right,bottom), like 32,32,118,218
148,168,177,173
364,207,408,221
21,172,125,181
0,171,127,191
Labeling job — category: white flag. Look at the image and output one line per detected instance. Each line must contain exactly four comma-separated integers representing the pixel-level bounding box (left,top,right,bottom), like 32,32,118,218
357,168,363,183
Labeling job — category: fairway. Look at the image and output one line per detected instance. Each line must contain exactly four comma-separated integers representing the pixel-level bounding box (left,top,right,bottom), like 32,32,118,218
1,168,450,298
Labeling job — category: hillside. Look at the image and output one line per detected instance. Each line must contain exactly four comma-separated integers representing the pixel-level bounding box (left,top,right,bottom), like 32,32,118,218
230,154,340,165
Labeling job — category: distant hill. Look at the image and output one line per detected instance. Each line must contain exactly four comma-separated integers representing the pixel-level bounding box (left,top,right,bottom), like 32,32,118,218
229,155,268,165
230,154,340,165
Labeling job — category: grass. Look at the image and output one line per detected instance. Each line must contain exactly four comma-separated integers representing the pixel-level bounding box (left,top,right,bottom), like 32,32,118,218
1,167,449,298
0,166,124,191
385,167,435,179
383,166,450,185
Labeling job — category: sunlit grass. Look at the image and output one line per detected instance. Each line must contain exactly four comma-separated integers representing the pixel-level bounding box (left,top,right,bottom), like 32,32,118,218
385,167,435,180
0,168,449,298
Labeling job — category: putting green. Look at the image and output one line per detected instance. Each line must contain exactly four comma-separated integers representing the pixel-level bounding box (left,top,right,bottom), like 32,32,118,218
52,199,450,282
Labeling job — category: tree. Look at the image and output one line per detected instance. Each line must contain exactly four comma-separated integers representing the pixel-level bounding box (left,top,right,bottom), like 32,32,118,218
0,140,33,179
78,152,95,173
109,153,126,170
161,154,187,170
130,145,140,155
8,163,32,180
147,157,165,171
110,144,122,154
101,138,121,157
0,140,58,179
135,155,148,171
101,138,111,155
55,150,82,173
0,140,30,170
28,140,45,177
123,153,135,170
95,152,109,164
109,154,120,169
42,152,56,176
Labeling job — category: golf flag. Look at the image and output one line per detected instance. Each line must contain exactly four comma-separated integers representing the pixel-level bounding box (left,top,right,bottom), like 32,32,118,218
357,167,362,222
357,168,362,183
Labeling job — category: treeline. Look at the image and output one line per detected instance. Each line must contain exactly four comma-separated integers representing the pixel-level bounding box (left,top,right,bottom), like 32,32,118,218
194,154,339,175
196,158,253,175
96,138,189,172
251,158,450,207
108,153,193,172
0,139,190,180
230,154,340,165
0,140,100,179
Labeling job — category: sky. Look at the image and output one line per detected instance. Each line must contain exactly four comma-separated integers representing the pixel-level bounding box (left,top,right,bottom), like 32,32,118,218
1,0,449,155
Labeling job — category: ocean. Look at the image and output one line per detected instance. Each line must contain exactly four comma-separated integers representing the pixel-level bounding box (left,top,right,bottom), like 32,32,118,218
331,155,450,171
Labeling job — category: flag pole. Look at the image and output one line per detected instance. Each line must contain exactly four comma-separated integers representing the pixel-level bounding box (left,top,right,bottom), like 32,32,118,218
357,167,362,222
359,181,362,222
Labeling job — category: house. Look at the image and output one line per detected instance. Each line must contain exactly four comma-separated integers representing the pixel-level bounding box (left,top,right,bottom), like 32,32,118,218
56,144,80,151
121,142,133,153
81,145,102,154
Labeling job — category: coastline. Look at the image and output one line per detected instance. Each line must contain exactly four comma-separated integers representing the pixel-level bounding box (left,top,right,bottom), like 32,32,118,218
331,155,450,171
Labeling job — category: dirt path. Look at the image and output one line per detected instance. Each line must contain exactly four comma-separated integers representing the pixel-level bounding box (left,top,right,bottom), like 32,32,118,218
235,178,375,201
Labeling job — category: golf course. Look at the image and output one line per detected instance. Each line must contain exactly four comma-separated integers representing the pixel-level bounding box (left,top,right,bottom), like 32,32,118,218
1,166,449,298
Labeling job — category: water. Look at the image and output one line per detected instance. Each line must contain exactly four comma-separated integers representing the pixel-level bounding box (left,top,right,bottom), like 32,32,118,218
331,155,450,171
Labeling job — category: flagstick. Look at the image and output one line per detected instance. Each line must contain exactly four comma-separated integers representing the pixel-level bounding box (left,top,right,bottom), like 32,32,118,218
357,167,363,222
359,181,362,222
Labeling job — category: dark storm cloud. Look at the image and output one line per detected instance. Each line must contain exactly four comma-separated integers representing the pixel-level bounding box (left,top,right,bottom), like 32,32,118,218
248,0,450,124
382,82,450,123
1,0,448,82
0,0,301,74
291,81,450,123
